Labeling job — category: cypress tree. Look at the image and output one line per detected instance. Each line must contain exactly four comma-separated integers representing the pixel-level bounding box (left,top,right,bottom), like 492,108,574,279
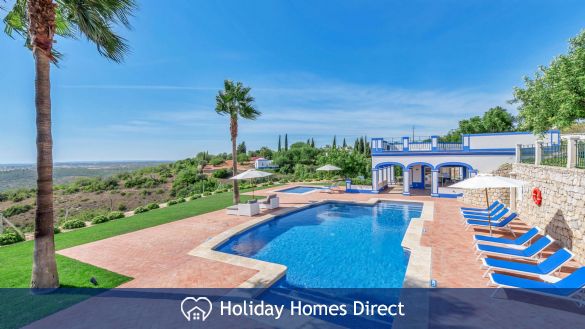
311,138,315,148
342,138,347,148
364,136,371,155
284,134,288,151
332,135,337,149
278,135,281,152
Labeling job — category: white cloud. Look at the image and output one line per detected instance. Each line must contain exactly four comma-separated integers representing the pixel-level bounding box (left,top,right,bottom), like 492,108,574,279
67,75,514,153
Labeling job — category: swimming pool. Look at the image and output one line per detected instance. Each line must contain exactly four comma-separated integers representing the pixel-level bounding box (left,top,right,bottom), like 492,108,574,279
276,186,326,194
217,201,423,288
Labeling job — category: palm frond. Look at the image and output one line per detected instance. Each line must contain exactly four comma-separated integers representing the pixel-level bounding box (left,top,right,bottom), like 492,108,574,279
3,0,27,40
57,0,136,62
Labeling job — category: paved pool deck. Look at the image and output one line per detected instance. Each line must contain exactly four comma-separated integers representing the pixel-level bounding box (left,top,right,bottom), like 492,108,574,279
58,184,580,288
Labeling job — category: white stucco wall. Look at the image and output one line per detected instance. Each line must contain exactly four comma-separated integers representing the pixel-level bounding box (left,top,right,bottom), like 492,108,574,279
468,132,557,150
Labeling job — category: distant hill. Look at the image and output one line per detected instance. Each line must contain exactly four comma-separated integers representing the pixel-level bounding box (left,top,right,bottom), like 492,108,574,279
0,161,171,191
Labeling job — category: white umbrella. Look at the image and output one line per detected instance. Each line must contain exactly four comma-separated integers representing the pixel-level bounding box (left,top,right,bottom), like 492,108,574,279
316,164,342,185
230,169,272,198
316,164,342,171
451,174,526,235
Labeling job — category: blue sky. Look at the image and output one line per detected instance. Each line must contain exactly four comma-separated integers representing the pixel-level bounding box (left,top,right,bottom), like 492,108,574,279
2,0,585,163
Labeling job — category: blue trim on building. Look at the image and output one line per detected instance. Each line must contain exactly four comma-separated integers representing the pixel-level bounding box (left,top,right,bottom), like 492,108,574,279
372,151,515,156
406,162,435,170
412,182,425,189
462,131,532,137
374,162,406,170
435,162,474,170
437,193,463,198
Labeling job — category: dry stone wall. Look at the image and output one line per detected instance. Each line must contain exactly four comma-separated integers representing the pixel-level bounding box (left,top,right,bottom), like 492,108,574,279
459,163,512,207
512,163,585,263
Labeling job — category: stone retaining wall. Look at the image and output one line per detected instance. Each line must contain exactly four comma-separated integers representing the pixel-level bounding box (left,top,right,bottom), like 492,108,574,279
512,163,585,263
459,163,512,207
459,188,510,209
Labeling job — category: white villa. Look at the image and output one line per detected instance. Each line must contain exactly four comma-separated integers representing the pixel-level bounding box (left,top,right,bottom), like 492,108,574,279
347,130,561,197
254,157,278,170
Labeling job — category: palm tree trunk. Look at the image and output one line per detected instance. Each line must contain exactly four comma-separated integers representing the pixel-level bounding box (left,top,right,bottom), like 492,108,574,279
30,48,59,289
231,117,240,204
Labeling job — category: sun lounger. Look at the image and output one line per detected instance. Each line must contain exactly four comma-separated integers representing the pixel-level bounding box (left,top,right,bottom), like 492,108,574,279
259,194,280,210
461,202,504,216
465,212,516,233
489,267,585,306
474,226,541,246
460,200,501,212
475,235,553,260
462,204,506,220
466,212,516,229
482,248,573,278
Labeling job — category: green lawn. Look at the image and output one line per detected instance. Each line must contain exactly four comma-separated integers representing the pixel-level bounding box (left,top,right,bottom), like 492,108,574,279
0,190,262,288
0,189,267,329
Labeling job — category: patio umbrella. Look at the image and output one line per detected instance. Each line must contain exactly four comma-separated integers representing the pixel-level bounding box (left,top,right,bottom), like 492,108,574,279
230,169,272,198
316,164,342,185
450,174,526,235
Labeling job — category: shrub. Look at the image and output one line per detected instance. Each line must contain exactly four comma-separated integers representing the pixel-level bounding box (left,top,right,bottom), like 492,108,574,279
54,227,61,234
117,204,128,211
107,211,125,220
212,168,231,179
134,206,149,214
2,204,33,218
167,199,178,206
237,153,250,164
0,188,35,202
210,157,225,166
190,194,201,200
62,219,86,229
124,176,163,189
0,230,25,246
202,191,212,196
91,215,110,225
146,203,160,210
156,189,165,194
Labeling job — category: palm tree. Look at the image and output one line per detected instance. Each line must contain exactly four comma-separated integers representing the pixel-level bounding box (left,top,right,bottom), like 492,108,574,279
215,80,260,204
3,0,136,289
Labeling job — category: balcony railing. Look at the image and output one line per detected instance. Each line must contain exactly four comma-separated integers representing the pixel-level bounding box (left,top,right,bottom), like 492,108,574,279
409,142,432,151
519,144,535,164
517,138,584,170
541,141,567,167
438,142,463,151
373,136,466,153
578,141,585,169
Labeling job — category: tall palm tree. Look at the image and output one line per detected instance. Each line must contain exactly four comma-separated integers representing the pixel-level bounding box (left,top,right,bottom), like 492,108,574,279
215,80,260,204
3,0,136,289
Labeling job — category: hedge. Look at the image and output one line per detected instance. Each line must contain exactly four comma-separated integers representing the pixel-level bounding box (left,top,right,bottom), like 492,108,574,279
61,219,86,230
0,231,25,246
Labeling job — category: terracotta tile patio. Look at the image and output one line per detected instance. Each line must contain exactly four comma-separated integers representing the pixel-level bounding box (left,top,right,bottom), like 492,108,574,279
58,184,580,288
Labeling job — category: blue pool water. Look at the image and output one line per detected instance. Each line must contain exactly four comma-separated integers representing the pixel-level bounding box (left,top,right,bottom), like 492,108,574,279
276,186,325,194
217,201,423,288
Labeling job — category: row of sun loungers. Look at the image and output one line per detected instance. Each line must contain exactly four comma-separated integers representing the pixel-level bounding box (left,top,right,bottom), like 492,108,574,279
460,200,585,305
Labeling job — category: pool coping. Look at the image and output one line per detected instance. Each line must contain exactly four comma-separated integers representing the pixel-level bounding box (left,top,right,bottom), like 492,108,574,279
188,197,434,289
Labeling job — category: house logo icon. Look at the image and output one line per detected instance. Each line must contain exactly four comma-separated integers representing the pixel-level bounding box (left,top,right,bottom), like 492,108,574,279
181,297,213,322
